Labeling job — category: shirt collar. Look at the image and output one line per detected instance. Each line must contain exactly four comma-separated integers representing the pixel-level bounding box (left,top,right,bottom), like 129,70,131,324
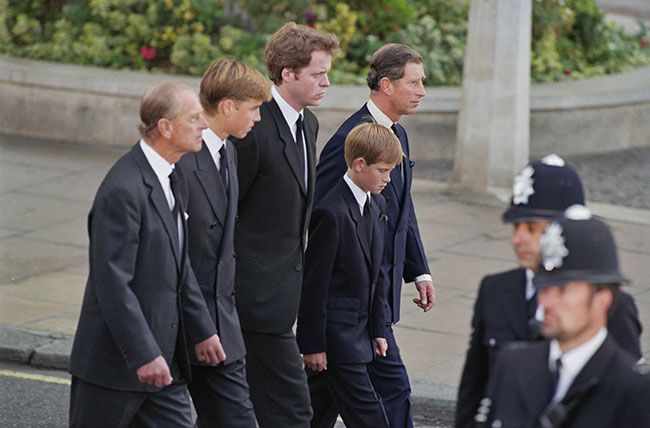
202,128,226,157
549,328,608,400
343,172,370,214
272,85,303,130
139,139,174,181
367,98,394,129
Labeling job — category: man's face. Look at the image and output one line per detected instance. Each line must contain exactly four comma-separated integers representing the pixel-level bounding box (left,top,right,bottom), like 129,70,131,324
226,98,263,139
538,281,608,346
355,160,395,194
511,220,548,270
284,50,332,109
386,61,426,118
168,90,207,155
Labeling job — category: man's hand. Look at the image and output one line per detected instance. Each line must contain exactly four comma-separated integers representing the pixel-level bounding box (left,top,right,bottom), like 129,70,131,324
304,352,328,372
136,355,172,388
195,334,226,365
374,338,388,357
413,280,436,312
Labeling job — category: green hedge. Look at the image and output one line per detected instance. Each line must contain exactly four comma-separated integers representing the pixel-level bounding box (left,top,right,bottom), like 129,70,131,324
1,0,648,85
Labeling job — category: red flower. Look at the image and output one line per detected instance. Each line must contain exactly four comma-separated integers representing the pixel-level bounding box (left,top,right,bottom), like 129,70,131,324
563,67,572,77
140,45,157,61
640,37,649,48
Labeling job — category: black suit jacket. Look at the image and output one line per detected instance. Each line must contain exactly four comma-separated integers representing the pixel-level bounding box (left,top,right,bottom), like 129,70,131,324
232,99,317,333
70,143,216,391
315,104,430,324
176,140,245,365
297,180,388,364
477,336,650,428
456,268,643,428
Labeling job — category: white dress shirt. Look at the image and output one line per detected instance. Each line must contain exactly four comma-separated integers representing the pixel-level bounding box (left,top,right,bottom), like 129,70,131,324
548,327,608,403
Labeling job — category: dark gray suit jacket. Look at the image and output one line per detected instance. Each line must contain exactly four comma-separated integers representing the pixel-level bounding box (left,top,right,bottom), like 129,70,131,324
233,98,318,333
176,140,245,365
69,143,216,391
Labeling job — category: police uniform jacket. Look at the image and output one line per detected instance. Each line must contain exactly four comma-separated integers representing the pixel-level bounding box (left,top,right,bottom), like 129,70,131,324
476,335,650,428
456,268,643,428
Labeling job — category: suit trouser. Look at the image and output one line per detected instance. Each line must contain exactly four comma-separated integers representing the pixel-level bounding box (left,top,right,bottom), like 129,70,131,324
242,329,312,428
189,359,257,428
69,376,193,428
368,326,414,428
307,361,389,428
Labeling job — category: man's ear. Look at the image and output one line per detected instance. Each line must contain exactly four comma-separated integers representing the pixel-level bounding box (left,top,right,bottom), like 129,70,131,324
281,67,295,83
595,288,614,314
219,99,235,115
157,118,173,139
379,77,393,95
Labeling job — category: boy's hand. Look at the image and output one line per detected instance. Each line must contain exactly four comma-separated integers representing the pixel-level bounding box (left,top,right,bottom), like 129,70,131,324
304,352,328,371
374,338,388,357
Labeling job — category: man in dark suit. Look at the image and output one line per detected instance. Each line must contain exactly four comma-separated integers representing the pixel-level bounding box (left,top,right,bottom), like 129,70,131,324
232,22,339,428
476,210,650,428
456,156,643,428
298,123,404,428
69,81,226,427
176,59,270,427
314,43,435,427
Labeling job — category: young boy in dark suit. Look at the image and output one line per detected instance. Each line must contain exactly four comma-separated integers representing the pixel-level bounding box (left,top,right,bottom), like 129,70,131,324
297,123,403,428
176,58,270,428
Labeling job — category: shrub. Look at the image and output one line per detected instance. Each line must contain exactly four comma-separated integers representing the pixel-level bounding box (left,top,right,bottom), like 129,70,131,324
0,0,648,84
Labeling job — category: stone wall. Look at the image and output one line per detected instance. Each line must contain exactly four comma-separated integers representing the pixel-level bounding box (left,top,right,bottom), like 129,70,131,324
1,54,649,161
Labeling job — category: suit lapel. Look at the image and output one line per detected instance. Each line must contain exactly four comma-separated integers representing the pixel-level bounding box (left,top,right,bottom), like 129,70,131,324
303,110,317,196
131,144,182,269
341,183,372,265
194,143,227,228
268,99,307,196
369,195,384,286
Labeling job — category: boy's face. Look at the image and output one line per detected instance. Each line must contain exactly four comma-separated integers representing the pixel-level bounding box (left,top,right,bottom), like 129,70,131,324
225,98,263,139
355,159,395,194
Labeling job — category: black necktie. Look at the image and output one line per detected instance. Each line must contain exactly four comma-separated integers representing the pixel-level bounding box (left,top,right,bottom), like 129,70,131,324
295,114,306,189
363,196,373,249
549,357,563,402
390,123,404,187
218,145,228,189
169,169,181,226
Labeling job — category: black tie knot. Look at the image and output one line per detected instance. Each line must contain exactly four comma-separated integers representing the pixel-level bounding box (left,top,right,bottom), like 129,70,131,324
390,123,398,136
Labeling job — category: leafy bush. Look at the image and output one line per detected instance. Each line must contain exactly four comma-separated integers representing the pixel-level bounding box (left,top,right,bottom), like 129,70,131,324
0,0,648,85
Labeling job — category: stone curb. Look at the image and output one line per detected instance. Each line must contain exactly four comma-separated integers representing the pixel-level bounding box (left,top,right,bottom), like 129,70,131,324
0,327,72,370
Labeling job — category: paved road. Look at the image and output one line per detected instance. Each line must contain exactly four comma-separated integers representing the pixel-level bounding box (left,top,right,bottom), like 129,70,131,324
0,362,70,427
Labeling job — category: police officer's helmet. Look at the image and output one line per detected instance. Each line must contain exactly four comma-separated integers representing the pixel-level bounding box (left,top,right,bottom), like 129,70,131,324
502,154,585,223
533,205,629,291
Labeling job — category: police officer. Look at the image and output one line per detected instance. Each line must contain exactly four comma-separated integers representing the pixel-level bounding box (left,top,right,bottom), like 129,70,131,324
455,155,643,428
476,207,650,428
